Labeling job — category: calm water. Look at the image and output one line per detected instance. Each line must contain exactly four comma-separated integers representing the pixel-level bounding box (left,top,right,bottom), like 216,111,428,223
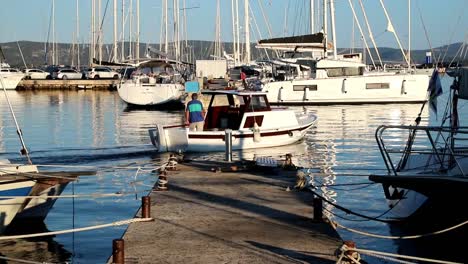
0,76,462,263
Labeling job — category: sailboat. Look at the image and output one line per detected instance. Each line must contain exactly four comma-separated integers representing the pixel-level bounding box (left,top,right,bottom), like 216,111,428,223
369,68,468,223
0,80,76,233
258,0,430,105
0,46,24,90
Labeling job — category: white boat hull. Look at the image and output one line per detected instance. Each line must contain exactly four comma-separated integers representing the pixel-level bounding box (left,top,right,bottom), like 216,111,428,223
0,73,24,90
262,73,429,104
149,113,317,153
16,180,70,220
0,180,35,234
117,81,185,106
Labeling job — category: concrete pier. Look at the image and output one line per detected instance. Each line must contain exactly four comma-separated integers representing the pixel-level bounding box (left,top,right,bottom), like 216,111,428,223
115,159,342,264
18,79,119,90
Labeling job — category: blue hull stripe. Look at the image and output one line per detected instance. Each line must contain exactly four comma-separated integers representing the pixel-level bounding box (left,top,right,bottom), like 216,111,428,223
0,187,32,201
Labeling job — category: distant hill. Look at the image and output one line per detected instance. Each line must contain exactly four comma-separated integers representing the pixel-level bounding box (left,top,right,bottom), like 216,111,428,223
0,40,464,68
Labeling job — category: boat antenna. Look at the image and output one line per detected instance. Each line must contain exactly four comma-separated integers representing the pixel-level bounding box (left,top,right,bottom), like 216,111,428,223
0,80,33,165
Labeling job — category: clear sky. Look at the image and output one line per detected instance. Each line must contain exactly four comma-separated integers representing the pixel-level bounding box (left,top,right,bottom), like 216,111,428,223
0,0,466,50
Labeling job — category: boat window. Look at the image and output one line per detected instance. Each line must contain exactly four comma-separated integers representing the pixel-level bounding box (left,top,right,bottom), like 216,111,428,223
366,83,390,89
211,94,230,107
293,85,318,91
247,95,269,111
326,67,364,77
1,69,8,72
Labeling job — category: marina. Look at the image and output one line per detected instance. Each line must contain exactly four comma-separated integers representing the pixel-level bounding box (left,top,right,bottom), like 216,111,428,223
0,0,467,263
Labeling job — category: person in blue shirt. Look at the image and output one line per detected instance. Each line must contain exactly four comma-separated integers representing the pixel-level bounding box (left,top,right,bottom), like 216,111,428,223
185,93,205,131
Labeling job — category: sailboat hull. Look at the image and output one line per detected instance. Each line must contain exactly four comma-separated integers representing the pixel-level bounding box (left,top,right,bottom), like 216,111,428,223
262,73,429,104
0,180,35,234
0,73,24,90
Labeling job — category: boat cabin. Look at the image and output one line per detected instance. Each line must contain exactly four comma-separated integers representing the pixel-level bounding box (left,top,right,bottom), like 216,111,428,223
202,91,271,131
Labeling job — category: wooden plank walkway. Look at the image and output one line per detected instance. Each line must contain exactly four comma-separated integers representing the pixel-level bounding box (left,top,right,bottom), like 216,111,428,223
114,160,342,264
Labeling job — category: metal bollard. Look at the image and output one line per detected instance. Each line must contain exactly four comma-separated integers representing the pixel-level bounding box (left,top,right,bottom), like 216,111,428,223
142,196,150,218
112,239,125,264
313,196,323,222
225,129,232,162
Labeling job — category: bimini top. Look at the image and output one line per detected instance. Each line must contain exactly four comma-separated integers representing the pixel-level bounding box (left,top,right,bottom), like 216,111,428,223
201,90,268,96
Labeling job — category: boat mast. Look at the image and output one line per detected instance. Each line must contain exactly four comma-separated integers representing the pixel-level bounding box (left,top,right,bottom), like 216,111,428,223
113,0,118,62
52,0,55,65
121,0,125,61
98,0,102,64
76,0,80,68
310,0,314,33
231,0,237,65
0,81,32,165
136,0,140,62
323,0,328,58
91,0,95,65
408,0,411,70
215,0,222,59
378,0,409,67
329,0,337,59
244,0,250,64
164,0,168,55
129,0,133,60
235,0,240,64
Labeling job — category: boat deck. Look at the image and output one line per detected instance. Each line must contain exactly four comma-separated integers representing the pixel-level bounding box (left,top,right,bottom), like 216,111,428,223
112,159,342,263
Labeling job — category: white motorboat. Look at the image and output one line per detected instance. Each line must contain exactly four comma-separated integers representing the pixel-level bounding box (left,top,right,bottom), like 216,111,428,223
149,90,317,152
370,68,468,222
0,67,24,90
117,59,188,107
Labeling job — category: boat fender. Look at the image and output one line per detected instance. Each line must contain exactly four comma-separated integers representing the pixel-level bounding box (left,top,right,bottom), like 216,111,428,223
253,122,261,142
288,131,293,137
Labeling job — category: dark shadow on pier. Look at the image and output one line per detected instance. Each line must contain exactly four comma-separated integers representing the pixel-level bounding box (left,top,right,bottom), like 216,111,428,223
246,241,336,264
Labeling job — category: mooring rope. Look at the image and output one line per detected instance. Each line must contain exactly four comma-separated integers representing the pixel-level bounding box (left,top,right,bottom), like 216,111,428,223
0,189,153,200
339,244,463,264
309,189,395,223
332,219,468,240
0,218,153,240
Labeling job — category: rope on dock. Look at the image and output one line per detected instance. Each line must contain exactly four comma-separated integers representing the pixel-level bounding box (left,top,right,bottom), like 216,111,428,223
338,244,463,264
309,189,396,223
0,189,153,199
332,219,468,240
0,218,153,241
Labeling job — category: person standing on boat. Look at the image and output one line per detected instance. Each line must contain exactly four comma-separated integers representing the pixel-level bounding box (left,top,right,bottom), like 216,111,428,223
185,93,205,131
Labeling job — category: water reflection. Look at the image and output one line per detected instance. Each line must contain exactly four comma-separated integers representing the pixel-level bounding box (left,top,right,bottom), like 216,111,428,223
0,220,71,263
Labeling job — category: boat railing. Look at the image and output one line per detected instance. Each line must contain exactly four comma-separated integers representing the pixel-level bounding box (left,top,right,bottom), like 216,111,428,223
375,125,468,177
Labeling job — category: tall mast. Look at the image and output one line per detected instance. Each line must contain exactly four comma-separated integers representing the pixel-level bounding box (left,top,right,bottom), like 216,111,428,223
164,0,168,55
76,0,80,67
52,0,55,65
129,0,133,59
408,0,411,70
235,0,240,64
310,0,314,33
323,0,328,58
136,0,140,62
215,0,221,59
113,0,118,62
231,0,237,65
329,0,337,59
244,0,250,64
91,0,95,65
98,0,102,64
378,0,409,66
121,0,125,61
